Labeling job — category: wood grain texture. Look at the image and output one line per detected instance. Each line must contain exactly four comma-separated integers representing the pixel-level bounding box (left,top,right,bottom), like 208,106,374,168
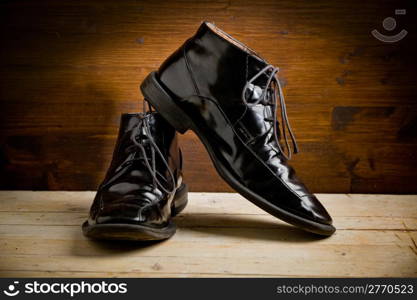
0,191,416,277
0,0,416,192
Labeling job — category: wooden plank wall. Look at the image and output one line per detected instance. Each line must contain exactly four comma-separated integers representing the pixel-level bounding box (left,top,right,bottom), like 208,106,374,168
0,0,416,193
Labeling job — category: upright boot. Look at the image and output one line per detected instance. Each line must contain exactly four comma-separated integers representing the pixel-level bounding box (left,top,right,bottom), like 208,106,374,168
141,22,335,236
83,112,187,241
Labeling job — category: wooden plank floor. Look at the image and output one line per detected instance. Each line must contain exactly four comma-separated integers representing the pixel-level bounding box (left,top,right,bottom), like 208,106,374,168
0,192,416,277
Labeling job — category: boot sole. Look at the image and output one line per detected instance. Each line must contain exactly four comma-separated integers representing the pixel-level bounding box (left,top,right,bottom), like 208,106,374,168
141,71,336,236
82,183,188,241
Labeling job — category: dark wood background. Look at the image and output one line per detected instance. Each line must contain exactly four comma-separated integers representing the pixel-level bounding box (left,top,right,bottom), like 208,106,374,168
1,0,416,193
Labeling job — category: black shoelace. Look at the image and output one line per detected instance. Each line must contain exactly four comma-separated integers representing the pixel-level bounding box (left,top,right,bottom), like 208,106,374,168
241,64,299,160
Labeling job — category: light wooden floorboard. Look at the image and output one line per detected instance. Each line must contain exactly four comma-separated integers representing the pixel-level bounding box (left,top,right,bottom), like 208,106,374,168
0,191,416,277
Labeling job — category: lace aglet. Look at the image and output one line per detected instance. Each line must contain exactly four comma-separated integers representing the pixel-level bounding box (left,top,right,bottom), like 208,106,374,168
293,143,299,154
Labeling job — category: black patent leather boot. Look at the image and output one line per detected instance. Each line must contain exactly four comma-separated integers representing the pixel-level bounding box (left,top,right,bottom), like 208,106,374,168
141,22,335,236
82,112,188,241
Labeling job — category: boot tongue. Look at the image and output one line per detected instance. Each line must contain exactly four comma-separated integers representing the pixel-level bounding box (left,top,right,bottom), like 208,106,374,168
239,87,280,146
132,114,164,155
113,113,162,173
245,83,271,105
240,75,285,151
120,113,145,132
123,113,174,153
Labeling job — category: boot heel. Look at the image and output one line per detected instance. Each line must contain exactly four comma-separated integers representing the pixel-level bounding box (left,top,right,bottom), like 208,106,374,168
141,71,192,134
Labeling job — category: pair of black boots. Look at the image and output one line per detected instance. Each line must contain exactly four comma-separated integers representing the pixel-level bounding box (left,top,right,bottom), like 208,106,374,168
83,22,335,241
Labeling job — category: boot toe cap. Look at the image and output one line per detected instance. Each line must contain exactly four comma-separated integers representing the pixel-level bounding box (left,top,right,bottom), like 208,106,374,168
299,194,333,225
